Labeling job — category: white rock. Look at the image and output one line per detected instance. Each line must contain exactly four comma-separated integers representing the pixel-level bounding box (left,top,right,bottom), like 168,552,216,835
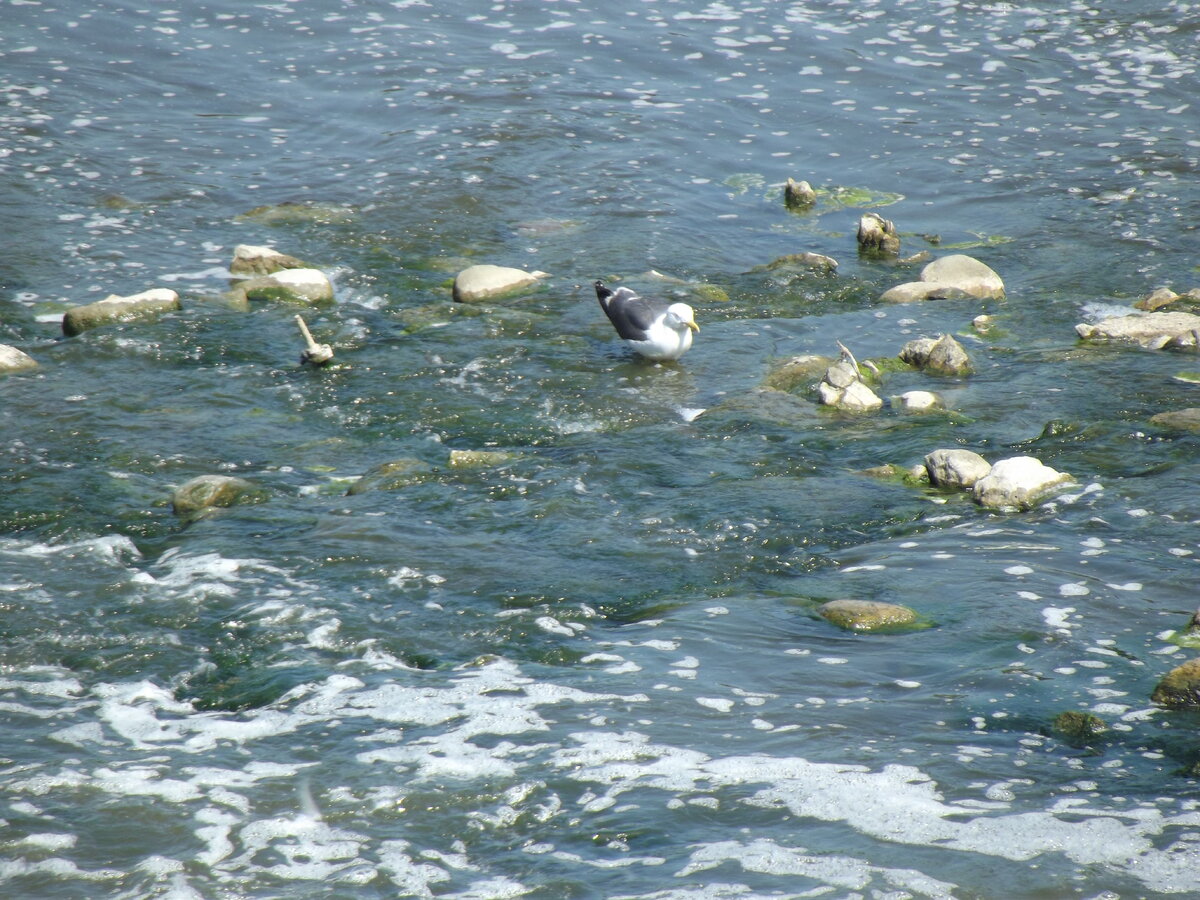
0,344,37,373
1075,311,1200,349
972,456,1072,510
894,390,943,411
924,449,991,489
879,282,972,303
452,264,548,303
817,359,881,411
236,268,335,305
230,244,307,276
920,254,1005,299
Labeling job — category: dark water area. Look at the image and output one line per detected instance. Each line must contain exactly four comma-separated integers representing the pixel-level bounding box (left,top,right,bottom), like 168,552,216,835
3,1,1200,897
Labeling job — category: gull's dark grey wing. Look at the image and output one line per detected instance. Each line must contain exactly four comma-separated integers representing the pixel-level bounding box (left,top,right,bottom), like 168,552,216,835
595,281,661,341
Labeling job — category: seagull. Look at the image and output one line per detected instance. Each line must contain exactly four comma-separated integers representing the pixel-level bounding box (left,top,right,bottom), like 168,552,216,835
594,280,699,361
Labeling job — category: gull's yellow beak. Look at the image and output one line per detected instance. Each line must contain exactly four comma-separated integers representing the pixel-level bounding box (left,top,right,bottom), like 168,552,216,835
687,318,700,333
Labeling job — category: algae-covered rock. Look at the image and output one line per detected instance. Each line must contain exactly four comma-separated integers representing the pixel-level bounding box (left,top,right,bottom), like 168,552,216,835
172,474,264,520
972,456,1072,510
346,458,434,496
818,598,920,632
1149,408,1200,432
784,177,817,210
1151,658,1200,709
758,252,839,275
761,354,831,392
230,244,310,276
235,201,354,225
857,212,900,256
452,265,547,303
62,288,181,336
0,345,38,373
448,449,516,468
235,268,334,306
1135,287,1182,312
1052,710,1109,743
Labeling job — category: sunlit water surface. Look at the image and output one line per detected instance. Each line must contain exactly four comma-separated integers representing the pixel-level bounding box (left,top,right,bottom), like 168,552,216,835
3,1,1200,898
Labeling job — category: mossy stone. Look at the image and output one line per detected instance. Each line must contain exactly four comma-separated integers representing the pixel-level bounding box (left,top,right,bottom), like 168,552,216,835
817,598,921,633
1152,658,1200,708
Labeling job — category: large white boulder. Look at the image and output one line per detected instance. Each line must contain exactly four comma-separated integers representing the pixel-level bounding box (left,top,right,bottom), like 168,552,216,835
972,456,1072,510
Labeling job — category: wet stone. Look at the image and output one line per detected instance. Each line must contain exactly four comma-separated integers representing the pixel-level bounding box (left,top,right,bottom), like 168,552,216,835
818,598,920,632
62,288,181,336
452,264,547,303
347,458,435,495
172,475,264,520
234,268,335,306
1151,658,1200,709
230,244,311,276
972,456,1072,510
924,449,992,490
0,344,38,373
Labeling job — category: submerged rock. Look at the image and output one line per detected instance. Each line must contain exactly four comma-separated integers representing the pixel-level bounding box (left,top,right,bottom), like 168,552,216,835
892,390,944,412
761,354,831,392
234,268,335,306
0,345,38,373
881,254,1005,303
924,449,991,490
879,282,972,303
230,244,310,276
899,334,973,376
172,474,264,520
817,358,882,411
1134,287,1183,312
1075,311,1200,349
1052,710,1109,743
972,314,996,334
758,252,839,275
347,458,434,495
448,449,515,468
818,598,920,632
972,456,1072,510
452,264,547,303
856,212,900,255
235,201,354,225
1149,408,1200,432
62,288,181,336
784,177,817,210
1151,658,1200,709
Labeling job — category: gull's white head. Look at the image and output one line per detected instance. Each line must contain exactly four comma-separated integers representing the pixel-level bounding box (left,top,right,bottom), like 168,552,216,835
664,303,700,334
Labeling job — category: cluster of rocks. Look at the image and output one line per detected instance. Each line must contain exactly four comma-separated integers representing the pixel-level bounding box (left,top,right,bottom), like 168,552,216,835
921,448,1073,510
0,224,543,521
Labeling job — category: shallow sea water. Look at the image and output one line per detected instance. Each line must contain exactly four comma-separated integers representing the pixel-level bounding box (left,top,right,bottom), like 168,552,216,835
3,1,1200,897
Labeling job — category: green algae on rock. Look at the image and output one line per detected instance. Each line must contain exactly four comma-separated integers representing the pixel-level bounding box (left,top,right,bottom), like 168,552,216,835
817,598,923,633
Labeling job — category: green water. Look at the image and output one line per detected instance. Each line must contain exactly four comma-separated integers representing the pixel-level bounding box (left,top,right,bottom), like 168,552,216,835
3,1,1200,897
